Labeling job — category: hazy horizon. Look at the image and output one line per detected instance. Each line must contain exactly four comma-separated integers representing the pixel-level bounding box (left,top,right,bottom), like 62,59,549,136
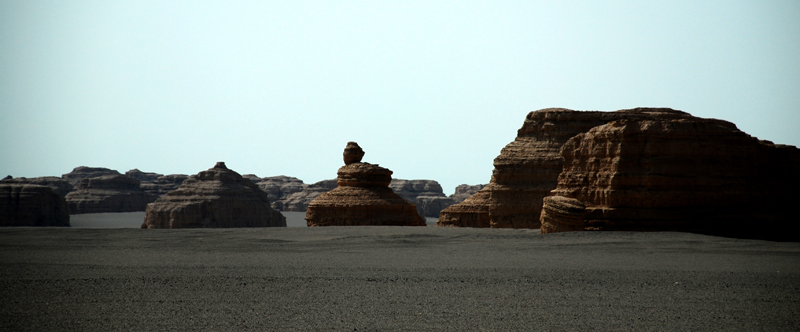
2,1,798,195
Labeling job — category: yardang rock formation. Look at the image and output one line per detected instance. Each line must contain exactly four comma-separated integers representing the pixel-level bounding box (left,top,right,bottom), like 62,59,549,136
142,162,286,229
65,174,156,214
438,108,799,240
305,142,426,227
1,184,70,227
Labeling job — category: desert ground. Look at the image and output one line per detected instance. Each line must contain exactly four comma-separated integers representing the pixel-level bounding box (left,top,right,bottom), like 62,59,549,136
1,213,799,331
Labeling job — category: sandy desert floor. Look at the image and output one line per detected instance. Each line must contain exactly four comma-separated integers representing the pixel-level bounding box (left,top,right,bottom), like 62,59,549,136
2,214,799,331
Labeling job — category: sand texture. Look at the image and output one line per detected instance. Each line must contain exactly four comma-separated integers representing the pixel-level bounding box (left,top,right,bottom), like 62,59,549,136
1,226,798,331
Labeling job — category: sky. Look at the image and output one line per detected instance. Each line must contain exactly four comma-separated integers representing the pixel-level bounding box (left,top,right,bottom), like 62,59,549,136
1,0,798,195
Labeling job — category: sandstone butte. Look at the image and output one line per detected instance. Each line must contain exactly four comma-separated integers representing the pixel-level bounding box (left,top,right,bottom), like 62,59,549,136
65,174,157,214
1,184,70,227
541,117,799,241
141,162,286,229
437,108,799,240
305,142,426,227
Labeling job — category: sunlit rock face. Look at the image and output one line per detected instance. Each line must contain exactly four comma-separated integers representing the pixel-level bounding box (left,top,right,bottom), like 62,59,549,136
306,143,426,227
541,118,800,241
438,107,692,229
142,162,286,229
1,184,70,227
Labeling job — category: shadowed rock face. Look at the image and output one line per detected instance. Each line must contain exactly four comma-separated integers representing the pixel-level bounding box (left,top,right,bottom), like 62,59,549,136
142,162,286,229
1,184,70,226
438,108,711,229
1,176,73,197
541,118,800,241
65,174,157,214
306,143,425,227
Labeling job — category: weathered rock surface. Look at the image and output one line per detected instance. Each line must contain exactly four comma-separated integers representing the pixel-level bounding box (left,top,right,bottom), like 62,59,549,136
541,118,800,241
1,184,70,226
142,162,285,229
125,169,189,198
306,143,425,227
389,179,455,217
62,166,120,187
448,184,487,204
251,176,308,211
438,108,696,228
1,176,73,197
65,175,157,214
125,169,162,182
539,196,586,234
343,141,365,165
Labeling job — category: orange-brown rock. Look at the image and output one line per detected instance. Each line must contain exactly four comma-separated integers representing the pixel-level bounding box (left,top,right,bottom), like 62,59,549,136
541,118,800,241
142,162,285,229
438,107,692,228
1,184,70,227
306,143,425,227
539,196,586,233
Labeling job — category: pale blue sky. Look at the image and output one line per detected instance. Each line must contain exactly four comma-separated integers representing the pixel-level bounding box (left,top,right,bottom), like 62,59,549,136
2,1,798,195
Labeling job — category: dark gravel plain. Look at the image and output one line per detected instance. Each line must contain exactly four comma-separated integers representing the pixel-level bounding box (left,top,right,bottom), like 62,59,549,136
1,224,799,331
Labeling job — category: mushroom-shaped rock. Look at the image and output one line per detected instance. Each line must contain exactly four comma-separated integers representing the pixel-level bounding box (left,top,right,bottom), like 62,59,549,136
142,162,286,228
306,143,425,227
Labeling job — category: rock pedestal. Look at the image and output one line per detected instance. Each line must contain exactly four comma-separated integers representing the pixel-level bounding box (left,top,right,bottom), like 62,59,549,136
142,162,286,228
306,143,425,227
1,184,70,226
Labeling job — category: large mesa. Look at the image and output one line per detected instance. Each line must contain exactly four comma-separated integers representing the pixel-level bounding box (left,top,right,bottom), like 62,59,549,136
1,184,70,227
305,142,426,227
65,174,156,214
141,162,286,228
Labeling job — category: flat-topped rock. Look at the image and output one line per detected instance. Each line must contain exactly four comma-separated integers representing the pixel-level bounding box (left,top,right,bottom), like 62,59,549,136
62,166,120,187
541,118,800,241
390,179,455,217
65,174,156,214
1,176,73,197
306,143,425,227
438,107,696,228
1,184,70,226
142,162,285,229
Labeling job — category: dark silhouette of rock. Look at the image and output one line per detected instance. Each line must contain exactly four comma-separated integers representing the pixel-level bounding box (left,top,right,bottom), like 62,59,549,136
541,118,800,241
142,162,285,229
1,176,73,197
389,179,455,217
438,108,695,228
62,166,120,187
306,143,425,227
448,184,487,204
1,184,70,226
65,174,156,214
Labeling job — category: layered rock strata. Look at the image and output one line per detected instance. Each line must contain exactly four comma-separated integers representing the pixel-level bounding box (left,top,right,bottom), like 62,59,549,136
252,176,308,211
541,118,800,240
438,108,705,228
1,184,70,226
1,176,73,197
62,166,120,187
306,143,425,227
389,179,455,217
142,162,285,229
125,169,189,198
449,184,487,204
65,175,157,214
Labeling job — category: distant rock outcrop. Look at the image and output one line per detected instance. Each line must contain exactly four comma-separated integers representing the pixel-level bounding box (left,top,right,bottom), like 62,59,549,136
142,162,286,229
448,184,486,204
389,179,455,217
125,169,189,198
65,174,157,214
125,169,162,182
306,142,425,227
438,108,696,228
540,118,800,241
1,184,70,226
62,166,120,187
251,176,308,211
1,176,73,197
